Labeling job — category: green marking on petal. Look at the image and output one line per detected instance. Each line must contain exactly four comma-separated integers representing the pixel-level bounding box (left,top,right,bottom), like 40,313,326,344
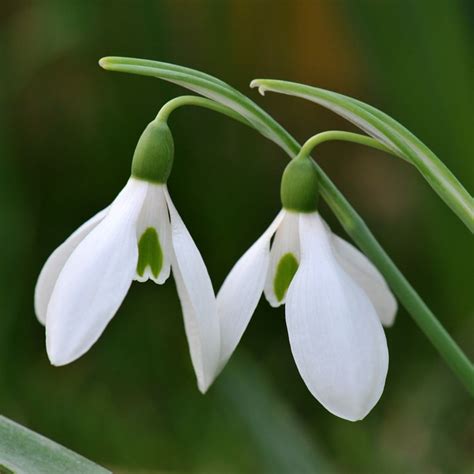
137,227,163,279
274,252,299,302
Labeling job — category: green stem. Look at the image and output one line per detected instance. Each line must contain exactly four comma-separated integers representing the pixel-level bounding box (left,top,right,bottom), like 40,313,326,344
298,130,401,159
156,95,251,127
99,56,474,395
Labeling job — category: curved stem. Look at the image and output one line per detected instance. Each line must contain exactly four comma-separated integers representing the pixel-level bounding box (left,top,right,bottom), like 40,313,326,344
156,95,251,127
299,130,400,159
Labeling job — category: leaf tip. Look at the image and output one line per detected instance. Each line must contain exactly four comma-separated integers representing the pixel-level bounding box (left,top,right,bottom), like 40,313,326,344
250,79,267,96
98,57,113,70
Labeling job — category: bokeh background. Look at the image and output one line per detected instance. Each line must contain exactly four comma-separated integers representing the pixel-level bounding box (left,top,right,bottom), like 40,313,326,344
1,0,473,472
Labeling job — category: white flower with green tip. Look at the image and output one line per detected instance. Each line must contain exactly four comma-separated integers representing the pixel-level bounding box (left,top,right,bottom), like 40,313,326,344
35,119,220,393
217,156,397,421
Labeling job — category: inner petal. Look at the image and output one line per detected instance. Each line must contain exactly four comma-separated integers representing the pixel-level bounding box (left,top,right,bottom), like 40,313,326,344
264,211,300,307
134,183,171,284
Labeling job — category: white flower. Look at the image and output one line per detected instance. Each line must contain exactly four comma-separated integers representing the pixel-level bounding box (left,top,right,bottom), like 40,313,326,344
35,177,220,393
217,209,396,421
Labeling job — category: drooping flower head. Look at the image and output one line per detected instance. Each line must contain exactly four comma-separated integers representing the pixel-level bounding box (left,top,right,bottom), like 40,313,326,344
217,154,397,420
35,117,220,392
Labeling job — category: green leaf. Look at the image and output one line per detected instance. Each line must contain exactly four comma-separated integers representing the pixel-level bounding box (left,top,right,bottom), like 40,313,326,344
0,415,110,474
250,79,474,232
99,57,296,154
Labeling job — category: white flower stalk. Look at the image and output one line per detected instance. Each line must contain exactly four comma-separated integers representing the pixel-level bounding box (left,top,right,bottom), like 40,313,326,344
217,156,397,421
35,119,220,393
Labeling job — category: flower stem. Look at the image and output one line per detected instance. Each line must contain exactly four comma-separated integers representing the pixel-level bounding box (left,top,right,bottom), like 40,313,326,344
156,95,251,127
298,130,401,160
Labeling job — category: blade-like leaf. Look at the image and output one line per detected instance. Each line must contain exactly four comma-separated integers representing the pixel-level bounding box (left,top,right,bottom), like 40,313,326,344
0,415,110,474
250,79,473,232
99,57,295,154
99,56,474,395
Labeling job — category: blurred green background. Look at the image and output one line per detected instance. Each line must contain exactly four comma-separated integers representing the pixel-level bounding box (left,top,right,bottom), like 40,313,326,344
0,0,473,472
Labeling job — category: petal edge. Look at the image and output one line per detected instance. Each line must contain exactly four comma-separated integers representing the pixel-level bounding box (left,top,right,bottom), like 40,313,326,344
164,188,220,393
34,207,109,325
217,211,285,369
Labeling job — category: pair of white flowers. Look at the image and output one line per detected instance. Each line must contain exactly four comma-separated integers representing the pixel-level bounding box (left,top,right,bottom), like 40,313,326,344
34,118,397,421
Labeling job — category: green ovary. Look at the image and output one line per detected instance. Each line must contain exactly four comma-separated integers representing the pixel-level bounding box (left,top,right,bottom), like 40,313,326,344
273,252,299,302
136,227,163,279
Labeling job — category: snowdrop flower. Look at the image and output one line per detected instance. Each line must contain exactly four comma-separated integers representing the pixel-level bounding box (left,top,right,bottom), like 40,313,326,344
217,155,397,420
35,119,220,393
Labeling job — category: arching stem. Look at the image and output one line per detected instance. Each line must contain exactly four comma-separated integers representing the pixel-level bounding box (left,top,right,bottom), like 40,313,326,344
156,95,251,127
298,130,402,160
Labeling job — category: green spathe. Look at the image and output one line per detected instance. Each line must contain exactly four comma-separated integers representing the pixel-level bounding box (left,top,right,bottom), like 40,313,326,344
131,119,174,183
136,227,163,278
280,156,319,212
274,252,299,302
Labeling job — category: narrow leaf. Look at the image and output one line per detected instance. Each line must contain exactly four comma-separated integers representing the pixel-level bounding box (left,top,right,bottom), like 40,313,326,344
99,57,295,154
0,415,110,474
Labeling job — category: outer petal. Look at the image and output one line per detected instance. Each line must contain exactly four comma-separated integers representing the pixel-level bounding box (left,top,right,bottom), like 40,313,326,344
263,211,300,307
164,188,221,393
286,213,388,421
134,183,172,284
46,178,148,365
34,207,109,325
332,235,397,326
217,211,285,369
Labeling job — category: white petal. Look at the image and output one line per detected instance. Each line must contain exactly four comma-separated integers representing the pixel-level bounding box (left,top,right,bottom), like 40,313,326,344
263,211,300,307
46,178,148,365
34,207,109,325
217,211,285,368
164,188,220,393
332,235,397,326
134,183,172,284
286,213,388,421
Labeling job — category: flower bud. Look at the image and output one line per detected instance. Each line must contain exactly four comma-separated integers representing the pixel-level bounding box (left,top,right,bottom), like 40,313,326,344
131,119,174,183
280,155,319,212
